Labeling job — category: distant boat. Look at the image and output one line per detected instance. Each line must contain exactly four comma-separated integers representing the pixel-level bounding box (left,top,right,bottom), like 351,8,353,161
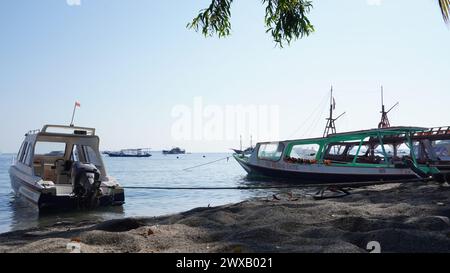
106,148,152,158
162,147,186,155
231,147,254,155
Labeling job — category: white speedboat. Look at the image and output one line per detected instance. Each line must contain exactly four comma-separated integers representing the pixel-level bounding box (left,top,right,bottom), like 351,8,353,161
9,125,125,210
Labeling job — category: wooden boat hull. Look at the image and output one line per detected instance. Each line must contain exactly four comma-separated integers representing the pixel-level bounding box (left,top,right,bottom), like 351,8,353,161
234,156,417,184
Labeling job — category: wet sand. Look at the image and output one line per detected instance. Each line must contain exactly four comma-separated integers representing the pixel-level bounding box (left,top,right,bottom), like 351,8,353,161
1,181,450,253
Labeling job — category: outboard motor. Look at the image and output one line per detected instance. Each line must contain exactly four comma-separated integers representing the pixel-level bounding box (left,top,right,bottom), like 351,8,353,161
71,162,102,208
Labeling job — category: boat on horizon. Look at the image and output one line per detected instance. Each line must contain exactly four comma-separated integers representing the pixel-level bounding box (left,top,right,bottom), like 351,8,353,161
9,124,125,210
105,148,152,158
232,135,254,156
162,147,186,155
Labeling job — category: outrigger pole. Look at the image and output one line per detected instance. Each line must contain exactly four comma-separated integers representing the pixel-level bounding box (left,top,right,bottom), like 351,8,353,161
323,86,346,137
378,86,399,129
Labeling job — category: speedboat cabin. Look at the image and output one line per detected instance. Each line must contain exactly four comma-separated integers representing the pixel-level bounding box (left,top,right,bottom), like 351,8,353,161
9,125,125,210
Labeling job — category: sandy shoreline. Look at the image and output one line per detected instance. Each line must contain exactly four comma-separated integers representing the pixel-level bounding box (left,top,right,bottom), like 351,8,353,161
1,182,450,253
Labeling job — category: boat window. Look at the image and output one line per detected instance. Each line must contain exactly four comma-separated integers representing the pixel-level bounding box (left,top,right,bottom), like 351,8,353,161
71,145,80,162
19,142,29,163
17,142,27,163
288,144,320,160
372,144,394,164
396,143,411,158
411,141,432,163
83,146,101,166
348,145,368,157
258,143,284,161
24,144,33,166
328,144,346,156
34,141,66,157
431,140,450,161
375,144,394,158
17,142,26,161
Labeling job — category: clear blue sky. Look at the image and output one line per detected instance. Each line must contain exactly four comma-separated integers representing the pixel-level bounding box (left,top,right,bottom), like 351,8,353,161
0,0,449,153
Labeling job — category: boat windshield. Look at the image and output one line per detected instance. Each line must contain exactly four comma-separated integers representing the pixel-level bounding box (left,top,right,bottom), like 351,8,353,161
72,145,102,166
258,143,284,161
34,141,67,157
288,144,320,160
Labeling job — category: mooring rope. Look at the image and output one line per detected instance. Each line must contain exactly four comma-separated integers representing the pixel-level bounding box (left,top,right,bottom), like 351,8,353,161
122,177,432,191
182,156,231,171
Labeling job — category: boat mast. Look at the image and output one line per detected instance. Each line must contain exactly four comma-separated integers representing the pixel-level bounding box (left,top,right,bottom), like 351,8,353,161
378,86,399,129
323,86,345,137
240,135,243,152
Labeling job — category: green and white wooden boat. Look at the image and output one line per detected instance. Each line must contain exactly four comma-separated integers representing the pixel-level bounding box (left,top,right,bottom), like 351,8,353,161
234,127,449,185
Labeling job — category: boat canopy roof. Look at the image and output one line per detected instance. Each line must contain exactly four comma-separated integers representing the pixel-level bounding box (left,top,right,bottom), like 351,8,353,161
327,126,427,138
271,126,429,145
41,125,96,135
26,125,97,137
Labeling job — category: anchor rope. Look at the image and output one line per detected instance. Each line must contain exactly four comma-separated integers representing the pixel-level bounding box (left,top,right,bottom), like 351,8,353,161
182,156,231,171
121,177,432,191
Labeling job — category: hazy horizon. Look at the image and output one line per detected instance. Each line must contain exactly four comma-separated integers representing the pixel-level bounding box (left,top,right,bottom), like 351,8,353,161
1,0,449,153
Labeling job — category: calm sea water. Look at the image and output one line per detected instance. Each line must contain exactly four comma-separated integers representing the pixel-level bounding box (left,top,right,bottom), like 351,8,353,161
0,153,291,234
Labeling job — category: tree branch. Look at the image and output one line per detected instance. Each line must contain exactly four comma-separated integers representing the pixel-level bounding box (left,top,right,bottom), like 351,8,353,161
188,0,448,47
187,0,314,47
187,0,233,38
263,0,314,47
439,0,450,23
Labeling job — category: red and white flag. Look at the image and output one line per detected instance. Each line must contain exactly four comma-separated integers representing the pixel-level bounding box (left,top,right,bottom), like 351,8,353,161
75,101,81,108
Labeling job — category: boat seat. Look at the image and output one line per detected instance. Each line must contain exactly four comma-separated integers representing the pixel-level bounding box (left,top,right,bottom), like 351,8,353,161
33,160,43,177
55,160,71,184
323,154,353,163
42,163,57,182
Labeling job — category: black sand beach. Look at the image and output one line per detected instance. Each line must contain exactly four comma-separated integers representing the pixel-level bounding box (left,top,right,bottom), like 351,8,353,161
1,182,450,253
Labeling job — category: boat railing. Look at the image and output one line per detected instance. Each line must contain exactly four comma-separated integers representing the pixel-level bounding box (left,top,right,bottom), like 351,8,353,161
384,127,450,141
27,129,41,135
415,126,450,137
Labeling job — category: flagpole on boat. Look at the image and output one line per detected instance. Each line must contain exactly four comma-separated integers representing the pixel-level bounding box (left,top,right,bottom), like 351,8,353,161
70,101,80,127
